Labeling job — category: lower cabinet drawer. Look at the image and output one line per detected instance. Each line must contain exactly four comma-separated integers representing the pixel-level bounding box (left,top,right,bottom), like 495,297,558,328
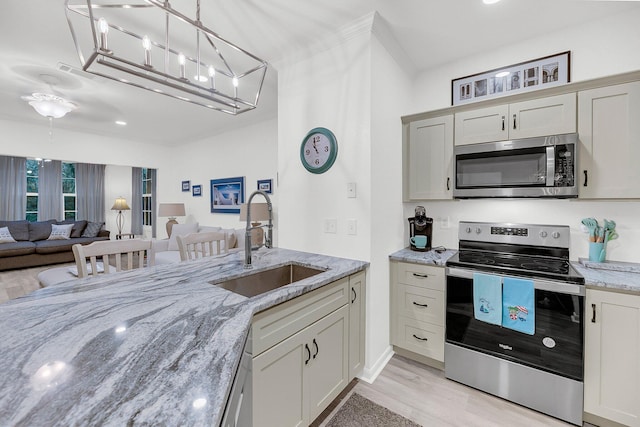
396,262,444,290
395,317,444,362
396,284,443,325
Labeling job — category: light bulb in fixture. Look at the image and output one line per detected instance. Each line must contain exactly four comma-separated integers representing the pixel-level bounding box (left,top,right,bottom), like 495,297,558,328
142,36,152,67
208,66,216,90
495,71,510,78
21,93,77,119
98,18,110,52
178,53,187,79
232,77,239,88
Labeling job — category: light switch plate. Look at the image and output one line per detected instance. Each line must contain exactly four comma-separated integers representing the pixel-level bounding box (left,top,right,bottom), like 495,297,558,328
347,219,357,235
347,183,356,198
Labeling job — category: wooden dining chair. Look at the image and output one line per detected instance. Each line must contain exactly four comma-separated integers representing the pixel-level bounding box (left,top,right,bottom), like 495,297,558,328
176,231,228,261
71,239,154,278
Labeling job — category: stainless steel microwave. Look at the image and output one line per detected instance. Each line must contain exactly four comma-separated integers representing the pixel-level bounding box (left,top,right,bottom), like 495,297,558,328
453,133,578,198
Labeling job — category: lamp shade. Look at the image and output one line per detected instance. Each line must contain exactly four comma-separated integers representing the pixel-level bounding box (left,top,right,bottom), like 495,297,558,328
158,203,186,217
239,203,269,222
111,197,130,211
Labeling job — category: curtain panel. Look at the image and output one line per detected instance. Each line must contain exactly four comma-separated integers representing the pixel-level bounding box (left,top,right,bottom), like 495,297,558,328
0,155,27,220
76,163,105,223
150,168,157,238
38,160,62,220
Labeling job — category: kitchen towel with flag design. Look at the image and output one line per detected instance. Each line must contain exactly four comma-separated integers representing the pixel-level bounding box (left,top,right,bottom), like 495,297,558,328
502,277,535,335
473,272,502,325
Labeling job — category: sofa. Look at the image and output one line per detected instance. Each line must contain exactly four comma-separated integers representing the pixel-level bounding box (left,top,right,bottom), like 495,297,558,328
0,219,110,271
152,223,244,265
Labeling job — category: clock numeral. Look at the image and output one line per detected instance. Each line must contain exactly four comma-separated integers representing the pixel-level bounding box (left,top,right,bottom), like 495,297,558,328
324,146,329,152
314,159,320,165
313,135,321,143
306,149,310,155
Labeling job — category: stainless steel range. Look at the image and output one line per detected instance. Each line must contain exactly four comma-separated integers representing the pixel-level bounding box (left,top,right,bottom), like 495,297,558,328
445,221,585,425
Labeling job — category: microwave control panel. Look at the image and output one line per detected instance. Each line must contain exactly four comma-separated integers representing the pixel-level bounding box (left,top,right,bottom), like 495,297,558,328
554,144,575,187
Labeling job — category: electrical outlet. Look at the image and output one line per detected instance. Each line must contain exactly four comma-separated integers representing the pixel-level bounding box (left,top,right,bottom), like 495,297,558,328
347,219,357,235
324,218,337,234
440,216,451,229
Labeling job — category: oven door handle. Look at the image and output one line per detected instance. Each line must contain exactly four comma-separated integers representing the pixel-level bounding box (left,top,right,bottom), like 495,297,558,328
446,267,585,296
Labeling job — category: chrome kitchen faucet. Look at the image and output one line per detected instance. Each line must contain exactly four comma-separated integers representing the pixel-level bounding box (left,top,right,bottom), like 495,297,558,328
244,190,273,269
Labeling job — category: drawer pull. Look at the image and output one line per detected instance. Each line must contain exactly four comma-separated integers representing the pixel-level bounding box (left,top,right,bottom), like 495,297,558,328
412,301,428,308
312,338,319,359
351,287,357,304
412,273,429,278
412,334,428,342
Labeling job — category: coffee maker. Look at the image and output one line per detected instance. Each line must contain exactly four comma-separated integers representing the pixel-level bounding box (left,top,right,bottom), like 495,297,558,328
408,206,433,251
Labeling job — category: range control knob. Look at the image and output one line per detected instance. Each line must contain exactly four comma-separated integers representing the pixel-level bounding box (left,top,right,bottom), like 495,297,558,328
539,231,548,238
466,227,472,234
475,227,482,234
552,231,561,239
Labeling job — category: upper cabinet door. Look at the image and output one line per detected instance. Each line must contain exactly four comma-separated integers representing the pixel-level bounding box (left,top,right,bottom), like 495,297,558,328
509,93,577,139
405,115,454,200
578,81,640,199
454,93,576,145
454,105,508,146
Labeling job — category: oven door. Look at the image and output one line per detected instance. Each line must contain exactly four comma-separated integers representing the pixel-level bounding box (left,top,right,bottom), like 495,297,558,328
446,267,584,381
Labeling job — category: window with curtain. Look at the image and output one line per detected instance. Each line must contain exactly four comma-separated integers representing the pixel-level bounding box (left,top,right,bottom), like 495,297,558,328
25,159,39,222
142,168,153,227
62,163,76,220
0,155,27,220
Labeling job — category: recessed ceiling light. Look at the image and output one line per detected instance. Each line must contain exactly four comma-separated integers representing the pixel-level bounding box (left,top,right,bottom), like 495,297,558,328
115,120,127,126
483,0,501,4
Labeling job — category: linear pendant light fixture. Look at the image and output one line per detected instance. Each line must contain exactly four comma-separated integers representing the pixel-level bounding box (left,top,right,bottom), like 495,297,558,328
64,0,268,115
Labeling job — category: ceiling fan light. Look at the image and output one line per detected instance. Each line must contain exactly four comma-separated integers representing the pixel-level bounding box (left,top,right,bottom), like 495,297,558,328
22,93,76,119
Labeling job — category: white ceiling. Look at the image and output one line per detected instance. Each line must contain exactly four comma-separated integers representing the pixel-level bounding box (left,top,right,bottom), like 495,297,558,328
1,0,638,146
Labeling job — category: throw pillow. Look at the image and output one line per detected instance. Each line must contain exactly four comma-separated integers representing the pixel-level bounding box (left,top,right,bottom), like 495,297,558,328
0,220,29,241
167,222,199,251
0,227,17,244
29,220,56,241
47,223,74,240
221,228,237,250
82,222,105,238
58,220,88,238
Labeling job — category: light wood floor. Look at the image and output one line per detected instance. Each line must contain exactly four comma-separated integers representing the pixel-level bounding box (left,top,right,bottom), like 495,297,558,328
318,354,584,427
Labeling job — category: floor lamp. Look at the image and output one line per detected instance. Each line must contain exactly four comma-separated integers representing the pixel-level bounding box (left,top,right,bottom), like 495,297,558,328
111,197,131,236
159,203,186,237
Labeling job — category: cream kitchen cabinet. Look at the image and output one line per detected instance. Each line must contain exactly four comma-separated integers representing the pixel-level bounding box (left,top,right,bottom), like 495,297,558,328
348,271,366,379
251,274,363,427
405,115,454,200
578,81,640,198
454,93,576,146
584,288,640,427
390,261,445,364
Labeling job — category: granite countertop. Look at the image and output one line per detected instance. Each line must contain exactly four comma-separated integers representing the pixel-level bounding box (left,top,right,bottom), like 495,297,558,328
572,258,640,294
0,248,368,426
389,247,457,267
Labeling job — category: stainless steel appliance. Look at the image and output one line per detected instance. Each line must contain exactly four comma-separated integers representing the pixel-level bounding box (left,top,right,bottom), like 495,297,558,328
408,206,433,251
445,221,584,425
453,133,578,198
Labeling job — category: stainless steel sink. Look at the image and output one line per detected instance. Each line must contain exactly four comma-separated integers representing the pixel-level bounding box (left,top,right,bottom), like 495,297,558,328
211,263,325,298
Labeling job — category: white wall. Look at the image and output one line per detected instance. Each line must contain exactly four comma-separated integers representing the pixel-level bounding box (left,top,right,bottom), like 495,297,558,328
154,118,278,240
0,118,169,237
402,7,640,263
275,25,372,260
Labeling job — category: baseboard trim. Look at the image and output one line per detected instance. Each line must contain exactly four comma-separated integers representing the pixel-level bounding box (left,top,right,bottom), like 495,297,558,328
358,345,394,384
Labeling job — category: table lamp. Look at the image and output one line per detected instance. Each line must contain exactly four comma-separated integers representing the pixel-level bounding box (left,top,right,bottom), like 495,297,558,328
240,202,270,248
159,203,186,237
111,197,131,235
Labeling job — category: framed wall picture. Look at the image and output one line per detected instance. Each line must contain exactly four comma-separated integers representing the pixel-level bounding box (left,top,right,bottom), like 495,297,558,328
192,184,202,197
452,51,570,106
257,179,272,194
210,177,245,214
182,180,191,192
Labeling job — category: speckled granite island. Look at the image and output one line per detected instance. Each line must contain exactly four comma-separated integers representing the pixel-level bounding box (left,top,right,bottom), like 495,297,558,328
0,248,368,426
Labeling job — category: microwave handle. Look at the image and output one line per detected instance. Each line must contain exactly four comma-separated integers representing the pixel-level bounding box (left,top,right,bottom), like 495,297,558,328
546,146,555,187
